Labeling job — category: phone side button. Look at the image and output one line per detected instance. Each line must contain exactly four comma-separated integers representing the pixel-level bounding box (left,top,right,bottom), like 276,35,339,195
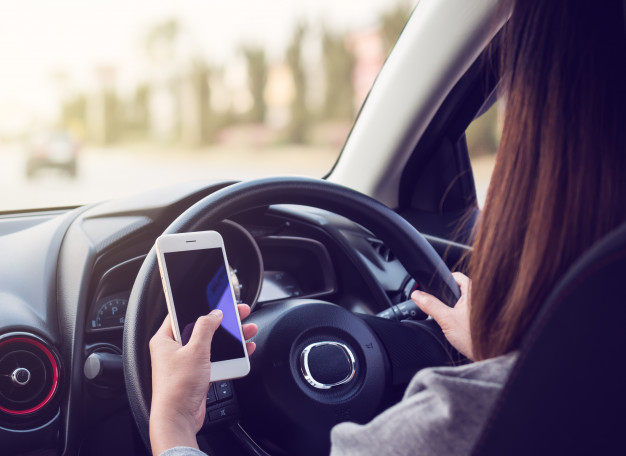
207,385,218,404
209,405,237,422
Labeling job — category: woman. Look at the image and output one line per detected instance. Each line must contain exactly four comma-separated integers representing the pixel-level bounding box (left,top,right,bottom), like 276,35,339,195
148,0,626,454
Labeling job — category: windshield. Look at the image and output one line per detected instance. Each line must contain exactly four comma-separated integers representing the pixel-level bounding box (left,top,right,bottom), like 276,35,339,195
0,0,415,212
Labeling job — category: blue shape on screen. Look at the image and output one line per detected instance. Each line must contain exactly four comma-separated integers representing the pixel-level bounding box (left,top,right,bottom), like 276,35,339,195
206,264,240,341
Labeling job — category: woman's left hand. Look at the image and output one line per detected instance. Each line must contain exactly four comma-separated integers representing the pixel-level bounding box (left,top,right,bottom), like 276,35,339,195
149,304,257,455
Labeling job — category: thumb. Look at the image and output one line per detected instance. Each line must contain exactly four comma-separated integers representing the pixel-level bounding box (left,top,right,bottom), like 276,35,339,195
187,309,223,351
411,290,451,327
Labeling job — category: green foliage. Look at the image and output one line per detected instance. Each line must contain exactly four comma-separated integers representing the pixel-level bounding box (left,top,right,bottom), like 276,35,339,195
322,30,355,120
243,47,268,123
466,102,501,157
286,25,309,144
380,2,413,55
145,19,181,62
132,84,151,136
61,95,87,133
54,5,419,148
102,89,120,145
190,59,214,145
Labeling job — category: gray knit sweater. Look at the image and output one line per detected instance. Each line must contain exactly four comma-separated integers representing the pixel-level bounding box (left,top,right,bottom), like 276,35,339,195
160,353,517,456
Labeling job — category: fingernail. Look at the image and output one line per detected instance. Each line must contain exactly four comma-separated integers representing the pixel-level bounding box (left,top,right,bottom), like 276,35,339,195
210,309,222,317
411,290,421,300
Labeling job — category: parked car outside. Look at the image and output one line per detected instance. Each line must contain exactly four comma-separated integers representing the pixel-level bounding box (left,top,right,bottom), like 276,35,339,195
25,131,79,178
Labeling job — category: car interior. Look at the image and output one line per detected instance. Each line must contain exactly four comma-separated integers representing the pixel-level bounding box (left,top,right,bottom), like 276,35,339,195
1,0,623,455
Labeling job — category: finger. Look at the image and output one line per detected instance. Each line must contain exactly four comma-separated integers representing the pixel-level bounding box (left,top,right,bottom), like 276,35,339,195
154,315,175,340
246,341,256,356
411,290,451,325
452,272,470,295
237,304,251,320
187,309,223,350
242,323,258,340
149,315,176,354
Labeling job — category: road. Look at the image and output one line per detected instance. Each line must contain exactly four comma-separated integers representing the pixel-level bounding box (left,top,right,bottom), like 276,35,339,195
0,144,340,212
0,144,495,212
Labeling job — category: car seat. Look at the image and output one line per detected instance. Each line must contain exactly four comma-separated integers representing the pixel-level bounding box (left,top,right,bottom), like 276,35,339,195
471,223,626,455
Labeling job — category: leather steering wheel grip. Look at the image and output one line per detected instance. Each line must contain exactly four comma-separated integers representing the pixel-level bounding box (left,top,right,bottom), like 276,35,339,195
123,177,460,447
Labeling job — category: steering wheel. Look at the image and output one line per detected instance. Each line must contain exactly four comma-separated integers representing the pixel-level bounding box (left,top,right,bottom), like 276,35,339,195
124,177,460,455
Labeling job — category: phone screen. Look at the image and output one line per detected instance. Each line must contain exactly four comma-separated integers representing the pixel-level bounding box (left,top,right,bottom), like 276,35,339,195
163,247,245,361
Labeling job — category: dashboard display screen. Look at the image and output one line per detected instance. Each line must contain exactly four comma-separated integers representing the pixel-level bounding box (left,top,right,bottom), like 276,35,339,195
258,270,303,302
163,248,245,362
90,295,128,330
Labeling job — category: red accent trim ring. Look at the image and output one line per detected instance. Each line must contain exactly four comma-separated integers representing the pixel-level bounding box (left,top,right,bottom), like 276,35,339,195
0,336,59,415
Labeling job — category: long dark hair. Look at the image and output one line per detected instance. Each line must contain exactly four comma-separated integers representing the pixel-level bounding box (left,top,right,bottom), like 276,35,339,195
469,0,626,360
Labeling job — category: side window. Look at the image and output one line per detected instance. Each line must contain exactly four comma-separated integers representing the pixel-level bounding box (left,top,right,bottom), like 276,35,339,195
465,100,504,206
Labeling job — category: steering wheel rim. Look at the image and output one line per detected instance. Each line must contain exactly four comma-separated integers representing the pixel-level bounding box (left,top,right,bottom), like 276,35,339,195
123,176,460,450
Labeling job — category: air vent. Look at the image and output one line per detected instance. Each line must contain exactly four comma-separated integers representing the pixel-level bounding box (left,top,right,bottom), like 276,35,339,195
0,334,60,416
367,238,395,262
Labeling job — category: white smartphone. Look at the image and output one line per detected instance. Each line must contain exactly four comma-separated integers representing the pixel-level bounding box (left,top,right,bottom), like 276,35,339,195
155,230,250,382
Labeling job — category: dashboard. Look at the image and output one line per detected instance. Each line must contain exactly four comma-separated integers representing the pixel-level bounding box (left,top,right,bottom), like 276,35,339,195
86,221,339,334
0,180,467,455
82,207,414,361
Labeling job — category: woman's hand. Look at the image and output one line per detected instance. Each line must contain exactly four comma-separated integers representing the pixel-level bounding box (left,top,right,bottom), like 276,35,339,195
411,272,474,360
149,304,258,455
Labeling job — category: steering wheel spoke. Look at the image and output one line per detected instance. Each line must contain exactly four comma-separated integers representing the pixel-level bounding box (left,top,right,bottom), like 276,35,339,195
359,315,457,386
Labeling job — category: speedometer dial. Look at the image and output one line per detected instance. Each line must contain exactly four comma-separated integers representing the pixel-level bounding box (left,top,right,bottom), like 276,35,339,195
217,220,263,309
90,295,128,330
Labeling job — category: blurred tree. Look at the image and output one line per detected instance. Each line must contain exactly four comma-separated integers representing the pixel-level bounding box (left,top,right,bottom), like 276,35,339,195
145,19,181,62
243,47,268,123
132,83,151,137
380,3,413,55
61,95,87,138
465,102,501,157
190,59,214,145
144,19,184,143
286,25,309,144
322,30,355,120
103,89,121,144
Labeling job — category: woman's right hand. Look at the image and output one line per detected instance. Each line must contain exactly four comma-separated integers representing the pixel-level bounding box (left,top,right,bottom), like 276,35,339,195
411,272,474,360
149,304,257,455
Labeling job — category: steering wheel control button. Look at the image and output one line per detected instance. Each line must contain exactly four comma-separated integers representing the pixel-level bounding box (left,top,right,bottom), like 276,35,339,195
376,299,426,321
207,381,234,407
216,381,233,400
208,405,237,422
11,368,31,386
300,342,356,390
